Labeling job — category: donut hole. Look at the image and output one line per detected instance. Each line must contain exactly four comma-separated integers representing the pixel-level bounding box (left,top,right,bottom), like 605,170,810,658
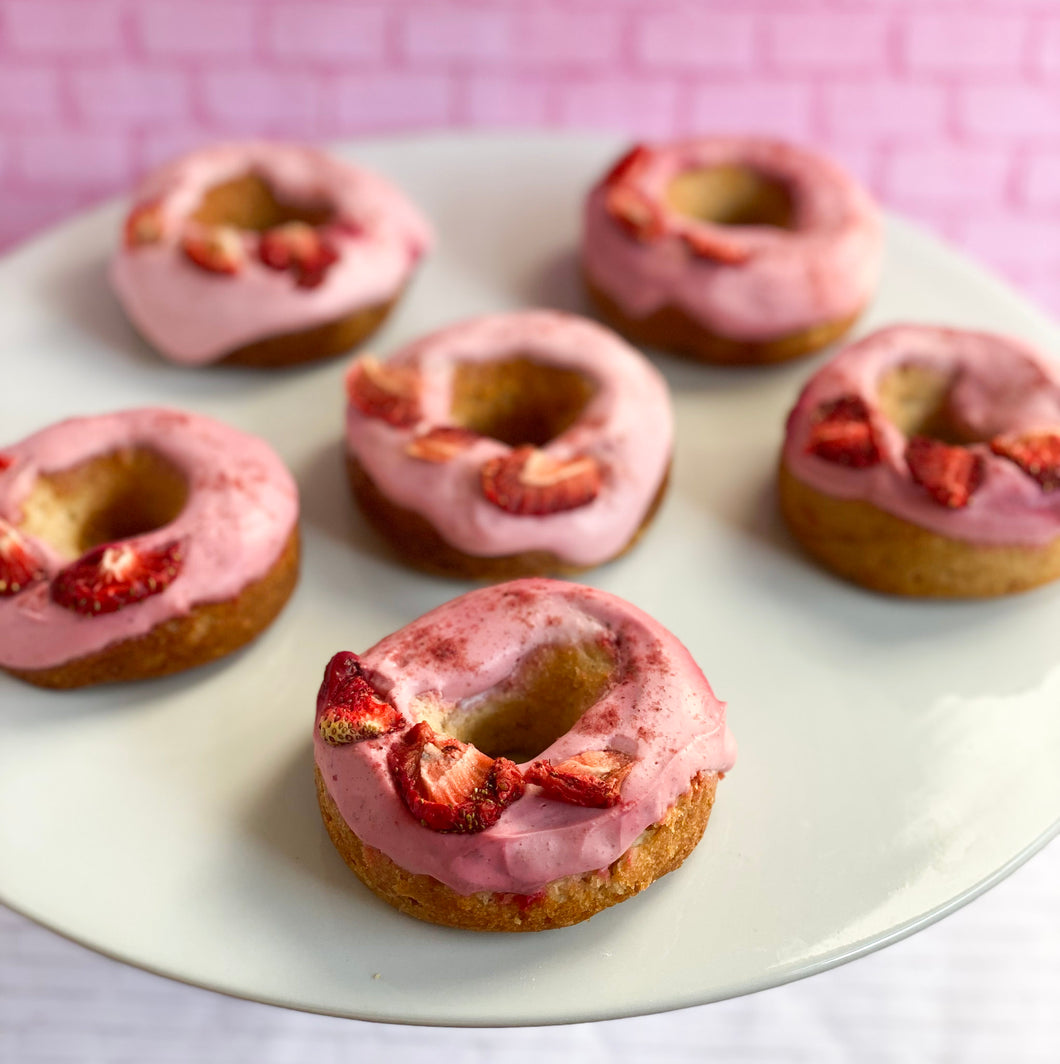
876,364,967,443
449,357,597,448
433,640,617,763
665,164,794,229
17,448,189,559
191,172,334,232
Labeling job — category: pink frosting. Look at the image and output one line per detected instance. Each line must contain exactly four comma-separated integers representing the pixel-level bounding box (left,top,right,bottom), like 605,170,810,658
0,408,299,671
582,137,882,342
314,578,737,897
109,142,432,365
344,310,673,568
783,324,1060,546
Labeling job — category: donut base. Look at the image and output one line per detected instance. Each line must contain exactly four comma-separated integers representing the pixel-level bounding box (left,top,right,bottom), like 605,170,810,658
584,273,859,366
346,454,670,580
779,462,1060,597
5,528,300,689
315,764,719,932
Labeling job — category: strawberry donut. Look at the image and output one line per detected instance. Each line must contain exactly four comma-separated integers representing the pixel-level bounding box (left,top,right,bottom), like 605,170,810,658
583,136,882,365
110,142,431,368
0,408,299,688
344,311,673,578
780,324,1060,596
313,578,736,932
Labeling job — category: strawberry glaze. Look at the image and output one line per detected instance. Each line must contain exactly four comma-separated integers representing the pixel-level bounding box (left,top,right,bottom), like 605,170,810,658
110,142,432,365
344,311,673,568
583,137,882,342
314,579,736,896
0,408,298,670
783,324,1060,546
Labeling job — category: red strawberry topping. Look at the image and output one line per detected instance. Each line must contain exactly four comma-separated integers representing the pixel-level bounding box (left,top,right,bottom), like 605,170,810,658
806,395,882,468
258,221,339,289
346,356,422,428
51,540,184,615
0,453,13,473
0,519,45,597
480,447,602,516
681,227,751,265
388,722,525,834
525,749,635,808
605,184,665,241
124,201,166,248
182,225,245,275
404,426,480,463
990,430,1060,491
601,145,652,188
905,436,984,509
317,651,404,745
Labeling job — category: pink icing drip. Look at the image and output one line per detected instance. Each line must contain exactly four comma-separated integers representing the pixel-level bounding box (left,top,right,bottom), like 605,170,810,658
0,408,299,670
110,142,432,365
783,324,1060,546
582,137,882,342
313,578,736,896
345,310,673,567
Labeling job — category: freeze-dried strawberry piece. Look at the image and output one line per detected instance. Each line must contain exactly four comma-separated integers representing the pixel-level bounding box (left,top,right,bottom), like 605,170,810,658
605,184,665,241
51,540,184,615
525,749,635,808
806,395,881,469
681,227,751,265
0,518,45,597
346,356,422,428
404,426,480,463
0,453,13,473
317,651,404,745
990,430,1060,491
481,447,602,515
258,221,339,289
124,200,166,248
182,225,245,275
905,436,984,509
601,144,652,188
388,722,525,834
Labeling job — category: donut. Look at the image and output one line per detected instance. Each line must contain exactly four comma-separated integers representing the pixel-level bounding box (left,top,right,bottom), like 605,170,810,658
779,324,1060,596
313,578,736,932
0,408,299,688
582,136,883,365
343,310,673,579
110,142,431,368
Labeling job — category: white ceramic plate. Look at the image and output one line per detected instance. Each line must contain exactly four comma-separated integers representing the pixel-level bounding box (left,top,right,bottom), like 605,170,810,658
1,133,1059,1028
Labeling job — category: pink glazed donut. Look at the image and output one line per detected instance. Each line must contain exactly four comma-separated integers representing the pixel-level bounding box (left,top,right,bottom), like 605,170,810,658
313,578,737,931
110,142,431,368
582,136,882,365
0,408,299,688
343,310,673,578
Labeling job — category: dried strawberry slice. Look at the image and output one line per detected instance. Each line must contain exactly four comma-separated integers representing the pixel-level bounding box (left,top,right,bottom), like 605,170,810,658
481,447,602,515
388,722,525,834
526,749,635,808
0,519,45,597
605,184,665,241
681,227,751,266
124,200,166,248
601,144,652,188
182,225,245,275
0,453,13,473
806,395,881,469
51,540,184,615
317,651,404,745
990,430,1060,491
259,221,339,289
404,426,480,463
905,436,984,509
346,356,421,428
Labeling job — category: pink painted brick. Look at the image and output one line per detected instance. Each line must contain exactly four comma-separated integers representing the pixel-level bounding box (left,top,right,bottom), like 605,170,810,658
635,12,756,72
556,78,678,135
136,1,257,58
16,132,131,186
959,85,1060,139
0,67,62,122
512,9,623,68
331,73,454,132
1021,152,1060,208
767,13,891,72
267,4,388,63
961,213,1060,270
905,14,1028,74
71,66,191,126
402,6,513,64
201,69,322,133
0,190,87,250
1033,19,1060,78
465,76,550,127
138,130,221,173
689,82,813,141
884,146,1011,208
823,82,947,141
1,0,124,54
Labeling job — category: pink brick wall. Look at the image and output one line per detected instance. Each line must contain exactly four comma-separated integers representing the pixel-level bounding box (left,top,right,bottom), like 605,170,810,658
1,0,1059,315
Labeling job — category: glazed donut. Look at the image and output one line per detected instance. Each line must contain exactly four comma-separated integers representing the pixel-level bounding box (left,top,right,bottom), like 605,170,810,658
780,324,1060,596
313,578,736,932
344,310,673,579
582,136,882,365
0,408,299,688
110,142,431,368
